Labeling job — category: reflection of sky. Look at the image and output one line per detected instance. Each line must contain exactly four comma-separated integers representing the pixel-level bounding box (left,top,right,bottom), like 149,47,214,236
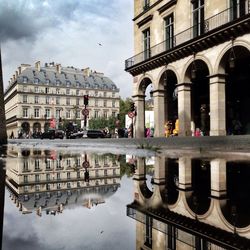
3,176,135,250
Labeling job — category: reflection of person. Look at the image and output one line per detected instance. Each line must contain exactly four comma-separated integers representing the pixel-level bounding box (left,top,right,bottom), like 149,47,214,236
165,121,173,137
84,170,89,182
10,131,14,139
232,118,242,135
200,104,209,135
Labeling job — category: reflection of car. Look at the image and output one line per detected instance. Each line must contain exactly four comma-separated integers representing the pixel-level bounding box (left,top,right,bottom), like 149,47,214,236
69,131,85,139
41,129,64,139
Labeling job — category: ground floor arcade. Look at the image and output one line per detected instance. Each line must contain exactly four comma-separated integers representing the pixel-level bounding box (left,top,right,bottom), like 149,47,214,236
132,35,250,138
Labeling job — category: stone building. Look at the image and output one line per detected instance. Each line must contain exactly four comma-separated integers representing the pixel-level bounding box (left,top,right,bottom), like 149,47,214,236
4,62,120,138
125,0,250,137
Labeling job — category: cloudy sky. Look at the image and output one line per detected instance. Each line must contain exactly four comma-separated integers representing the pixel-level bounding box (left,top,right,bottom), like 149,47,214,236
0,0,134,98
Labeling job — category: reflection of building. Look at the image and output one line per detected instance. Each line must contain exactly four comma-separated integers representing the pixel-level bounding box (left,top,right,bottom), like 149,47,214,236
6,146,120,216
127,156,250,249
126,0,250,137
4,62,120,138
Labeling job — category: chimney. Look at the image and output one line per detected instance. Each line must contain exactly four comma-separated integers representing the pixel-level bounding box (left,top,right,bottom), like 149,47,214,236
18,66,21,75
13,74,16,82
83,67,90,77
56,64,61,74
35,61,41,71
15,70,18,79
21,64,31,72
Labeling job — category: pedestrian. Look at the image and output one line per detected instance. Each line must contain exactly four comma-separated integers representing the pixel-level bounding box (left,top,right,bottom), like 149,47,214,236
10,131,14,139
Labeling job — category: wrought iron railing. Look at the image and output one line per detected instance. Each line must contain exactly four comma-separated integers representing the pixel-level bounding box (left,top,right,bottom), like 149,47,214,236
125,5,250,69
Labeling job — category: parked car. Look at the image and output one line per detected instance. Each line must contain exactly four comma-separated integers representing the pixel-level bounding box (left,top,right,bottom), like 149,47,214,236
87,130,105,138
41,129,64,139
69,131,85,139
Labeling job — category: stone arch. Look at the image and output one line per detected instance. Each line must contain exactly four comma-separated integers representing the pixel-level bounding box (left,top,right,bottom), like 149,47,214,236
184,58,211,135
137,74,154,95
216,43,250,134
33,122,41,133
21,122,30,134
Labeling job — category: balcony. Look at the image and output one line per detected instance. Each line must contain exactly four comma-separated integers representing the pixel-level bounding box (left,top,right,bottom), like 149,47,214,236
125,6,250,76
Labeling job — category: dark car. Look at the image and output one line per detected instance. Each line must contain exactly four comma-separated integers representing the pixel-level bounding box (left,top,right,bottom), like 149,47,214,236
41,129,64,139
87,130,105,138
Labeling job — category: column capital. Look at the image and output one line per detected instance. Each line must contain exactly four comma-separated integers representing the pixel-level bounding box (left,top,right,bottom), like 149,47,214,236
208,73,227,85
207,73,227,79
176,82,192,88
132,94,146,99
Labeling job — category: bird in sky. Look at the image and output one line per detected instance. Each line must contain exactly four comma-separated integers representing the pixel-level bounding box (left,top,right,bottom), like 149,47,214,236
98,43,102,46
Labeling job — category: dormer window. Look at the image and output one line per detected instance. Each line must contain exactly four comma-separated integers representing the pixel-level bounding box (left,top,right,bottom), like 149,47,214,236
23,77,28,83
66,80,71,87
111,85,116,90
56,80,61,85
76,81,80,87
34,78,39,84
143,0,150,11
46,79,50,85
85,83,90,88
95,84,99,89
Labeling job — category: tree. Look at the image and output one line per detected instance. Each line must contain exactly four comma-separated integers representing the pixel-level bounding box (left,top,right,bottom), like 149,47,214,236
119,98,133,127
0,48,7,144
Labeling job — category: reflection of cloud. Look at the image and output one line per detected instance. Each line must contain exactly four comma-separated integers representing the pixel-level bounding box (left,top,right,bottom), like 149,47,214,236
3,176,135,250
1,0,134,98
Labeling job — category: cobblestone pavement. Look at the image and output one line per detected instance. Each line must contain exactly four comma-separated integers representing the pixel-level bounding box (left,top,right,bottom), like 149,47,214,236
9,135,250,158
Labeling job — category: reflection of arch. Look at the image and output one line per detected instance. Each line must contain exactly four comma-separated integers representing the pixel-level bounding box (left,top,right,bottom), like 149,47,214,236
21,149,30,157
21,122,30,133
33,122,41,132
139,181,153,199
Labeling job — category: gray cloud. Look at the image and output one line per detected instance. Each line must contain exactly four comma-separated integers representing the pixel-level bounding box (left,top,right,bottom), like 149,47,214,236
1,0,134,98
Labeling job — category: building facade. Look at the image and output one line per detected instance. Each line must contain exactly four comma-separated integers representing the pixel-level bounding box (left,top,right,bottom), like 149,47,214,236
4,62,120,138
125,0,250,137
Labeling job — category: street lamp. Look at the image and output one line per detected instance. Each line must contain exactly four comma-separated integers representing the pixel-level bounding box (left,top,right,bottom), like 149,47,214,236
191,53,197,80
229,38,236,69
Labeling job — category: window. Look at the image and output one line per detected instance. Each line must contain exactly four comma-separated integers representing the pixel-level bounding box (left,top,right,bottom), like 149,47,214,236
104,111,107,118
76,89,80,95
24,175,28,183
23,108,28,118
112,111,116,117
95,91,98,96
192,0,204,37
66,81,71,87
34,108,40,118
66,89,70,95
95,99,98,107
112,100,115,108
23,160,29,171
45,109,50,118
35,159,40,170
46,79,50,84
56,109,61,119
35,185,40,191
112,92,115,98
23,77,28,83
76,110,80,119
23,95,27,103
67,172,71,179
143,28,150,59
165,14,174,50
34,86,38,93
103,100,107,107
35,174,40,182
94,110,99,118
34,96,39,104
34,78,39,84
46,174,50,181
56,80,61,86
230,0,246,20
45,87,49,94
56,88,60,94
76,98,80,105
77,171,80,178
66,98,70,105
56,97,60,105
103,92,107,97
66,110,71,119
143,0,150,11
57,173,60,180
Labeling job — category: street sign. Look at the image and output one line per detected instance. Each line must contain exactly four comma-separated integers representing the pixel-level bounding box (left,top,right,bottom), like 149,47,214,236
82,161,90,168
82,108,89,116
128,112,135,118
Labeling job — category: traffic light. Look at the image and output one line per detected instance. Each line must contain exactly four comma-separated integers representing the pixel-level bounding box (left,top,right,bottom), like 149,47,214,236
84,95,89,106
130,102,135,112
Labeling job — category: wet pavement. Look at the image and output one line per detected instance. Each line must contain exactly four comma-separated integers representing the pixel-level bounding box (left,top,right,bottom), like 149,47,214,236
1,137,250,249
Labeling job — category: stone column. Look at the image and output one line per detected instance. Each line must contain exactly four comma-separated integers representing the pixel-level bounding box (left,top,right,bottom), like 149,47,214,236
177,83,192,136
209,74,226,136
133,94,145,138
153,90,165,137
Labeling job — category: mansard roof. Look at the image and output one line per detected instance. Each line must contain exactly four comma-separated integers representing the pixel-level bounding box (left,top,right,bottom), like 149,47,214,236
16,65,118,91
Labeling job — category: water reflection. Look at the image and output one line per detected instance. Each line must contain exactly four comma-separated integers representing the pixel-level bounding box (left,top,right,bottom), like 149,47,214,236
127,156,250,249
6,146,121,217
